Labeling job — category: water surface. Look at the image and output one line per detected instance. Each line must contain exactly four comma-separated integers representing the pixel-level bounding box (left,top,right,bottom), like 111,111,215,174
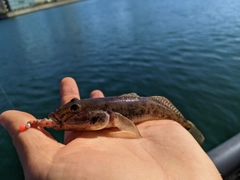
1,0,240,178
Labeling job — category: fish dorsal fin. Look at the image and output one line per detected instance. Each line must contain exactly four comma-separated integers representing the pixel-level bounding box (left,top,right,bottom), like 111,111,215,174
149,96,184,118
120,92,139,98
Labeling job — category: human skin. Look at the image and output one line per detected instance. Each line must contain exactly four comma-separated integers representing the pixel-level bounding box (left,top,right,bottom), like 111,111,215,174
0,77,222,180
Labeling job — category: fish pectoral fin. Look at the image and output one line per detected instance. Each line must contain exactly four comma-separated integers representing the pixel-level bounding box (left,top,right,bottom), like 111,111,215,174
120,92,139,98
111,112,142,137
87,111,110,130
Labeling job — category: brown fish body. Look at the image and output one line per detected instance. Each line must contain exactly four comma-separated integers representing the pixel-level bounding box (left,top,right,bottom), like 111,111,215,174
51,96,190,129
28,93,204,144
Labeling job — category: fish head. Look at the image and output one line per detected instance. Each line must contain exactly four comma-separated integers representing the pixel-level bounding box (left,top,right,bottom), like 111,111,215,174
48,98,109,131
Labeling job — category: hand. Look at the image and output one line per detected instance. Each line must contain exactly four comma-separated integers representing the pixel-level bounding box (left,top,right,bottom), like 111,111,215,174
0,77,221,180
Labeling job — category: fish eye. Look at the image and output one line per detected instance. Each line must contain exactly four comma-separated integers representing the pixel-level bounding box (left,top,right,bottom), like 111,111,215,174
70,104,81,111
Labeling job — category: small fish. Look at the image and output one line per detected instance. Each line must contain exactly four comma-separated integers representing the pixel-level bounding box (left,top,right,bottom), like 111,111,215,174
25,93,205,144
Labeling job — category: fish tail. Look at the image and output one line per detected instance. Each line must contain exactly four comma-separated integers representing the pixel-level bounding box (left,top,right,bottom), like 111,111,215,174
187,120,205,145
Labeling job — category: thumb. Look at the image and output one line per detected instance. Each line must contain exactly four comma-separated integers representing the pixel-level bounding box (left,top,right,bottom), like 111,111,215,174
0,110,35,138
0,110,63,177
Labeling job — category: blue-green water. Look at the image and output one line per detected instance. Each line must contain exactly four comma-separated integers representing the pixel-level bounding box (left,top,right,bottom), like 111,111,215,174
1,0,240,178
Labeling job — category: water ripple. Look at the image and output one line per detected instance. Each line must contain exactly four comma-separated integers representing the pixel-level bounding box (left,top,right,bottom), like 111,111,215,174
1,0,240,178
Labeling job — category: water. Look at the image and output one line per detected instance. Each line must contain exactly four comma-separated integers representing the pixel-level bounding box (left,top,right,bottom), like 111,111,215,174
1,0,240,178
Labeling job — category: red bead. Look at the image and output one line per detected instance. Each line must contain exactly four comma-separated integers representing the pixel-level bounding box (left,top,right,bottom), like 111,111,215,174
19,124,27,132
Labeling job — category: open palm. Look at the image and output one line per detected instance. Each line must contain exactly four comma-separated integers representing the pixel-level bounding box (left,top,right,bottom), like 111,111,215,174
0,77,221,180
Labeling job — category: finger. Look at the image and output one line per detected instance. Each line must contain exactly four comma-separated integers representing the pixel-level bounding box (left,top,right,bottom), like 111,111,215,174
61,77,80,142
0,110,35,138
0,110,62,173
90,90,104,98
60,77,80,105
0,110,57,144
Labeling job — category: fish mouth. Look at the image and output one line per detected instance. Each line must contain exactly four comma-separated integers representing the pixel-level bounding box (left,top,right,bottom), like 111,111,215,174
48,112,61,125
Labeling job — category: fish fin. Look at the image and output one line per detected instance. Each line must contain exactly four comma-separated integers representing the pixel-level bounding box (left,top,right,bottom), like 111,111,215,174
112,112,142,137
149,96,184,118
86,111,110,130
187,120,205,145
120,92,139,98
